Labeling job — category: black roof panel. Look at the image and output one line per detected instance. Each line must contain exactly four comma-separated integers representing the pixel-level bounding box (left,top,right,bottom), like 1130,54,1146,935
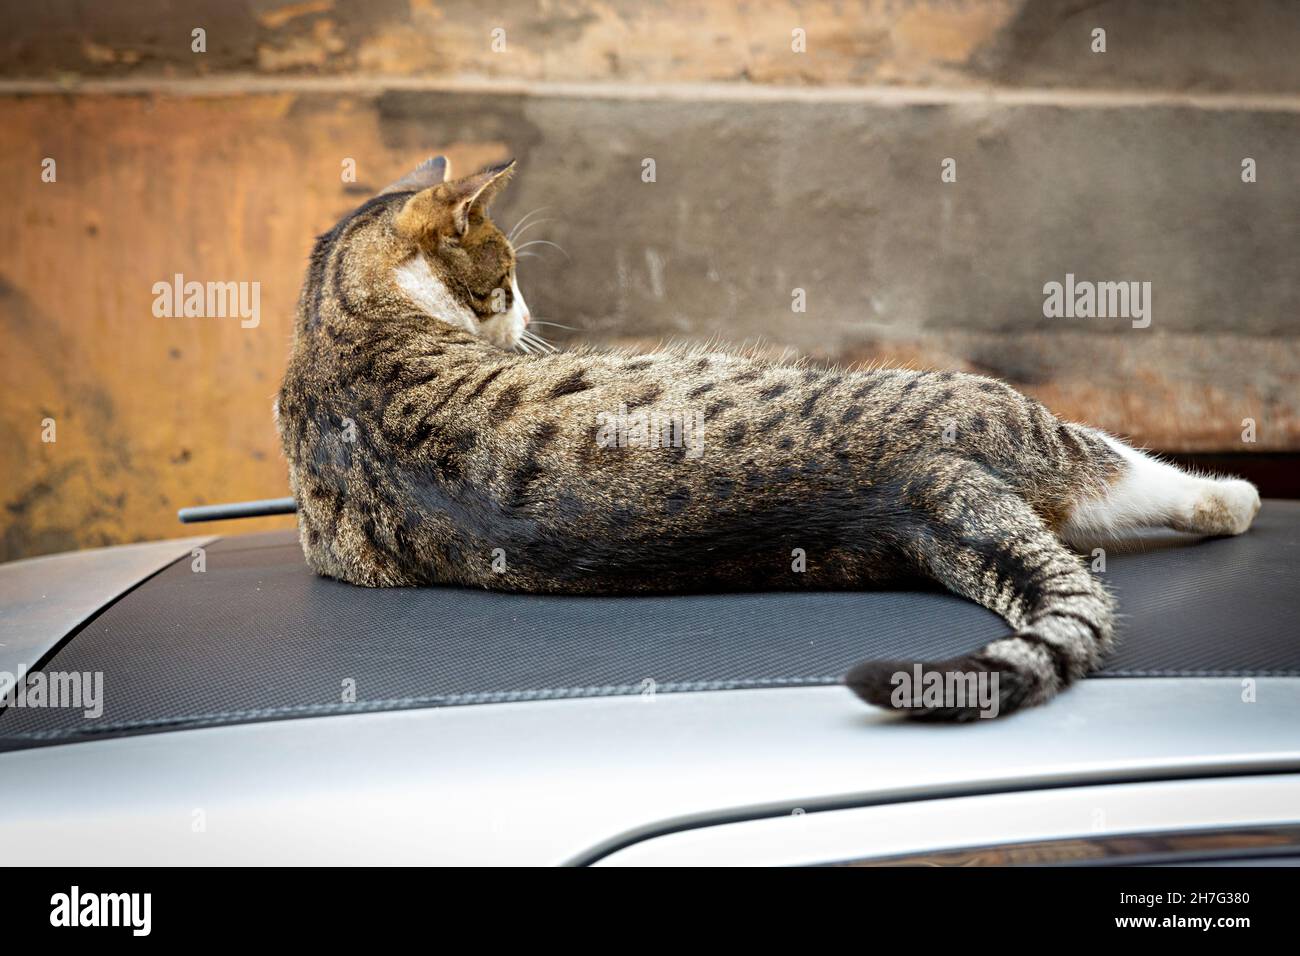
2,502,1298,749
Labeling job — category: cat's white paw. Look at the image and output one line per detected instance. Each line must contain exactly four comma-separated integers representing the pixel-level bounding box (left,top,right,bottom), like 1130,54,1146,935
1184,479,1261,536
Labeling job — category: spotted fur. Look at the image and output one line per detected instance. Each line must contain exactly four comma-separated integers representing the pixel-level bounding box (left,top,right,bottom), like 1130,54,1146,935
277,158,1261,720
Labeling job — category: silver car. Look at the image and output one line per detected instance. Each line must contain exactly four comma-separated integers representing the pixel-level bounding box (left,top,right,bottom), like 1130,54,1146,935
1,502,1297,866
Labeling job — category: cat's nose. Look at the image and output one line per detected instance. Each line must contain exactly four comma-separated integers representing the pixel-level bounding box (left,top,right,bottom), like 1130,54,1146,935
521,309,531,327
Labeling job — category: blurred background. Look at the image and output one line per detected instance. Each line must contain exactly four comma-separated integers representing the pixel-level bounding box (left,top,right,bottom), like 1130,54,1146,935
1,0,1297,561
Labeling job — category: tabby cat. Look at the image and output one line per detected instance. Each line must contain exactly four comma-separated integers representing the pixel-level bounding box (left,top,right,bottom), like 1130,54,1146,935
276,157,1261,720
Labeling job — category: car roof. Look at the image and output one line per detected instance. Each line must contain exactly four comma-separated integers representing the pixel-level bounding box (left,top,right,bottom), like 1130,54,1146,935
0,680,1297,864
1,507,1297,863
1,502,1298,750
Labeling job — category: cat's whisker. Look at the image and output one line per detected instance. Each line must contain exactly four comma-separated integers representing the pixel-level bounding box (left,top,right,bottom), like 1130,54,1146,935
510,218,557,245
528,319,584,332
507,209,541,243
507,206,552,243
515,252,540,260
514,239,571,262
521,329,558,354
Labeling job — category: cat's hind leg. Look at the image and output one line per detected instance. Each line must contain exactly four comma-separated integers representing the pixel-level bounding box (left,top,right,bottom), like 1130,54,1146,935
846,460,1115,720
1060,428,1260,544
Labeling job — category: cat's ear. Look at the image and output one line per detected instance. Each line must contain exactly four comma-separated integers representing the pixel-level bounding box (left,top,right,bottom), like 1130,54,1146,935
379,155,450,196
445,160,516,235
395,160,515,244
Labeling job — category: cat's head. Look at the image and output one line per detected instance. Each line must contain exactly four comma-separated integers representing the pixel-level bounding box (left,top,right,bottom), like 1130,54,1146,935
308,156,531,351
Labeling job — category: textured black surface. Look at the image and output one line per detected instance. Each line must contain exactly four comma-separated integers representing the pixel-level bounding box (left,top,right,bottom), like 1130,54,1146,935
2,501,1297,748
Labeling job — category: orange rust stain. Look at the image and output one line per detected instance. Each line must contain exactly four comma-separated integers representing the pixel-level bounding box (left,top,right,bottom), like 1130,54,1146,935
257,0,336,31
0,93,509,561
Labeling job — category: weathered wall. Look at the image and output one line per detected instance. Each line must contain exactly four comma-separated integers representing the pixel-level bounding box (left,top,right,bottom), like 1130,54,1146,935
2,1,1298,561
4,0,1299,92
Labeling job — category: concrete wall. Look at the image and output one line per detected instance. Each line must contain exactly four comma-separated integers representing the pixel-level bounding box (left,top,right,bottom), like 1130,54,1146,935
2,1,1297,560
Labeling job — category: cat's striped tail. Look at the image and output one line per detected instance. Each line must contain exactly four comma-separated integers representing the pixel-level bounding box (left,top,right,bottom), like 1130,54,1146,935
845,470,1117,720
